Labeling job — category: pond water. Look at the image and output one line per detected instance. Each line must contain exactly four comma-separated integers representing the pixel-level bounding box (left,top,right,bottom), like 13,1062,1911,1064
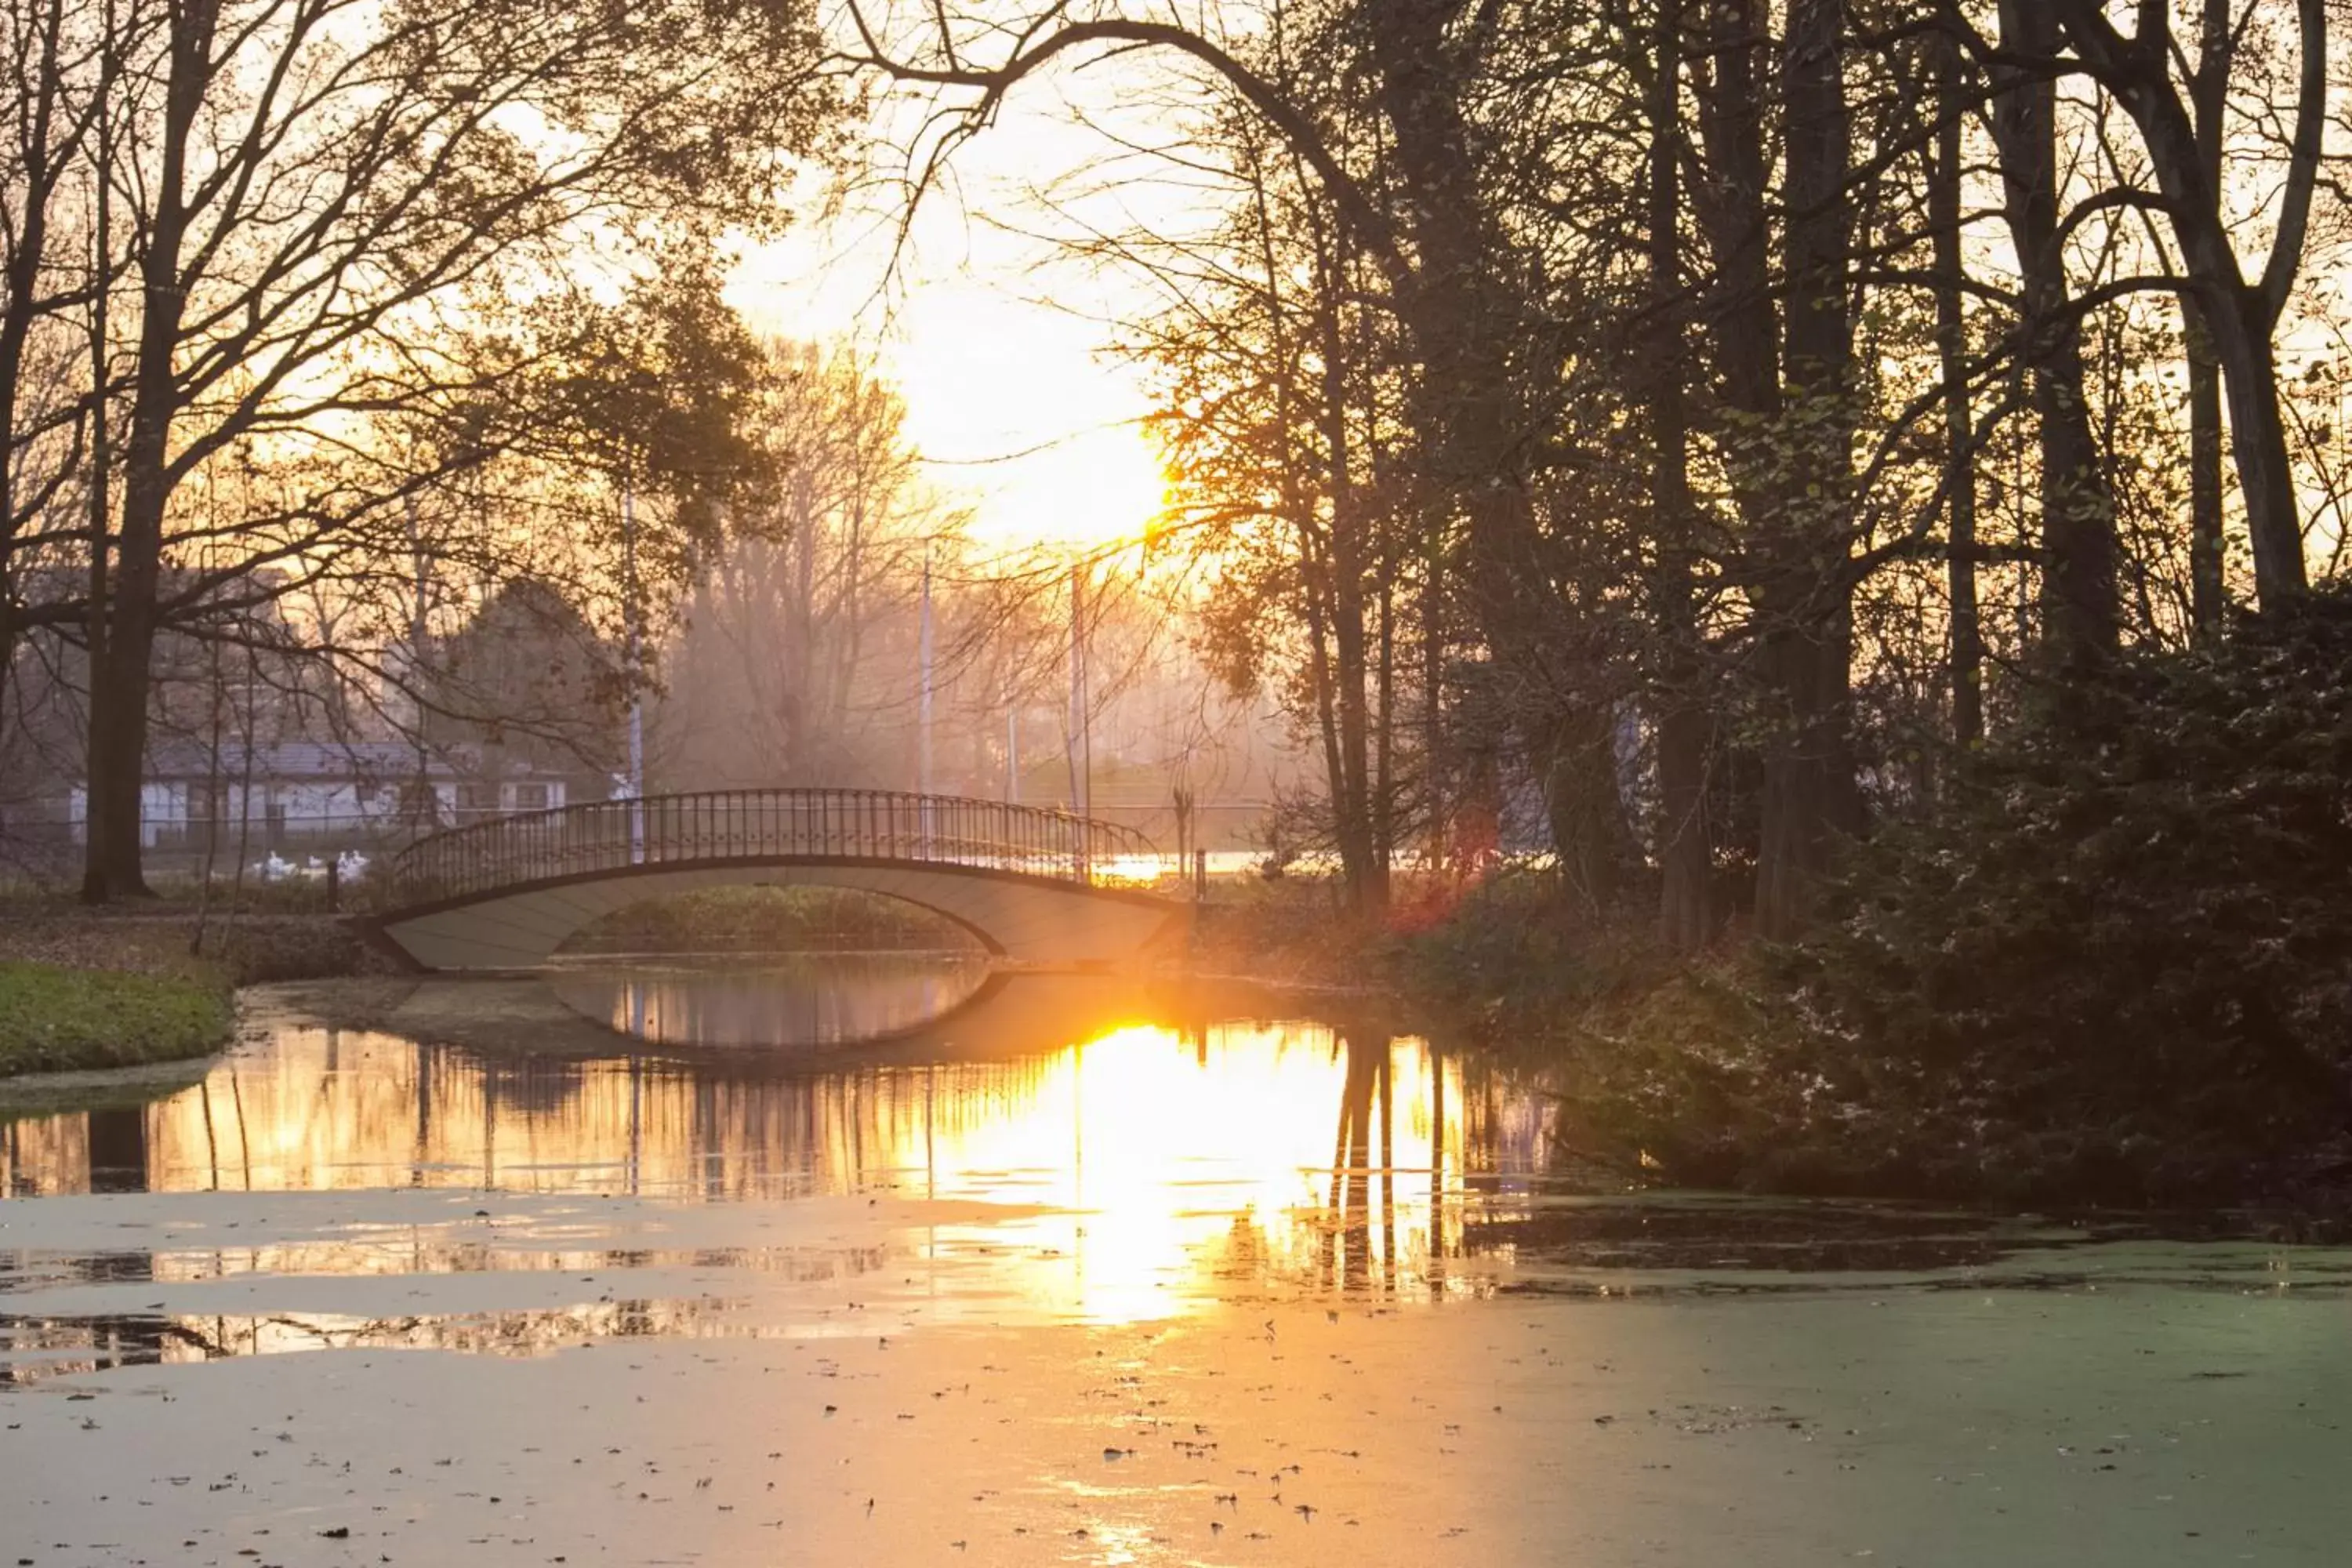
542,953,1000,1049
2,958,2348,1565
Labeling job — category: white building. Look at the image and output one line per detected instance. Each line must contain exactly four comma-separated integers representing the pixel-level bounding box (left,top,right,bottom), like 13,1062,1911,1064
67,741,574,848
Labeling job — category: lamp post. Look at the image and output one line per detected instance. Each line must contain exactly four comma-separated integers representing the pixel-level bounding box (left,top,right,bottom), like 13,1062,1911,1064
1066,558,1095,880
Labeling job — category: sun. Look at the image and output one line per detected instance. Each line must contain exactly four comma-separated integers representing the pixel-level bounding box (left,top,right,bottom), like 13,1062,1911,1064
732,180,1179,556
953,417,1172,554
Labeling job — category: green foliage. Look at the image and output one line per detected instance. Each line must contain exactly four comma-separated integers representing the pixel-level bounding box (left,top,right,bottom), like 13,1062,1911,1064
1385,871,1639,1027
0,963,234,1079
535,249,775,527
1769,590,2352,1200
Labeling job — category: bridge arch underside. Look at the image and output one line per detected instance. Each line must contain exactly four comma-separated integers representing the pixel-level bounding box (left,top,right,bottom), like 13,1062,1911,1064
372,859,1189,973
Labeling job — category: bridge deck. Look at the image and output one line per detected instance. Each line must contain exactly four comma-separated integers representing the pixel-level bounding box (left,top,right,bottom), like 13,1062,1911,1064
368,789,1187,972
383,788,1166,907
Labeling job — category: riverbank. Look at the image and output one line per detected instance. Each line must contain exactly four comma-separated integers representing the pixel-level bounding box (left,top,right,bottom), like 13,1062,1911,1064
562,883,980,955
0,899,383,986
1188,870,2352,1215
0,899,388,1079
0,960,234,1077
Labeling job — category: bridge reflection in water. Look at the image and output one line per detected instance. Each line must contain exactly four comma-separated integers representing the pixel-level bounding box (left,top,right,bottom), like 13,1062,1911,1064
1,978,1552,1381
546,954,1000,1049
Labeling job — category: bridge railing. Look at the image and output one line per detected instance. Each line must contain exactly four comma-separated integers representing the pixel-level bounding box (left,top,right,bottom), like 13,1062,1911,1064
379,788,1166,908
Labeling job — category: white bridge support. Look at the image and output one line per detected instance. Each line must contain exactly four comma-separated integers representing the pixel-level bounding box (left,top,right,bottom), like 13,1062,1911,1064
364,789,1188,974
376,862,1184,971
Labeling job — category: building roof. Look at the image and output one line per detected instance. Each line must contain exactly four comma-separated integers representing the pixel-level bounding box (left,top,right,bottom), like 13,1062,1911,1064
144,741,561,782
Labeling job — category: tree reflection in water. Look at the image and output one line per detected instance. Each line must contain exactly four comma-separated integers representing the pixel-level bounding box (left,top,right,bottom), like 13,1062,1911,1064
1,968,1554,1383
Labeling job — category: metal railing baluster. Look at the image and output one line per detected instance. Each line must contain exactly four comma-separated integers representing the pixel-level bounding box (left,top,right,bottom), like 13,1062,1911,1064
382,786,1162,907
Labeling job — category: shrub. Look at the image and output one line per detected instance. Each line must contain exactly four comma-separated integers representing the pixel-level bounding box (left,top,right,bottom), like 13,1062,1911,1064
1773,589,2352,1200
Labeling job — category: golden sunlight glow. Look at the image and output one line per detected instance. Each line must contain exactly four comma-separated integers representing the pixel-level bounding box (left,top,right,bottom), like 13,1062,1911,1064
907,1025,1463,1322
1090,853,1168,886
2,1016,1535,1333
731,83,1189,557
952,419,1171,553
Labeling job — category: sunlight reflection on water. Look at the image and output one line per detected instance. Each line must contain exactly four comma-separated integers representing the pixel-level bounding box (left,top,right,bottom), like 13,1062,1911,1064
6,971,2350,1565
0,966,1555,1381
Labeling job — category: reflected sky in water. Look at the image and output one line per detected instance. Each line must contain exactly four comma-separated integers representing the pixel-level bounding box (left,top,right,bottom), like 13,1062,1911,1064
546,953,1000,1048
8,968,2352,1566
1,965,1555,1383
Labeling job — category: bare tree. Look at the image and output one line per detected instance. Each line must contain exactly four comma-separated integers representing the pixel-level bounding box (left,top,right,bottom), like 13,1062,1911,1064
74,0,838,897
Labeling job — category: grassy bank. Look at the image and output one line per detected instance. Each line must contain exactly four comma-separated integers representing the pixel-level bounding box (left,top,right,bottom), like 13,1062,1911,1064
564,884,981,955
0,960,234,1077
0,899,383,986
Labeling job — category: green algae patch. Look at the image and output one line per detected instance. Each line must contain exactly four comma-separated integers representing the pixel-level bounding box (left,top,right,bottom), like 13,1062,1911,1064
0,961,233,1078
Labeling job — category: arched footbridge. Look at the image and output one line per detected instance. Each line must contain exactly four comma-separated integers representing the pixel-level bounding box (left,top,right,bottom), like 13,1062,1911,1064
363,789,1190,972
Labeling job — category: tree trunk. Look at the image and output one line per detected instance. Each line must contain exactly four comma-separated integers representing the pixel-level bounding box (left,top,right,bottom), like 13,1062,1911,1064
1693,0,1791,933
0,0,71,758
1991,0,2119,677
1365,323,1396,895
1933,29,1984,748
0,0,60,535
2186,0,2229,632
1363,0,1587,895
2187,319,2227,629
1649,0,1711,949
85,0,219,901
1537,706,1630,917
1693,0,1777,426
2047,0,2314,607
2211,286,2307,605
84,24,115,885
1299,535,1356,888
1372,550,1396,901
1753,0,1858,942
1316,232,1384,913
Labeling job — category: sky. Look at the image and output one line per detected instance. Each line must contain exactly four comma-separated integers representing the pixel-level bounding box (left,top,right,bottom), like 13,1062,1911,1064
728,55,1216,555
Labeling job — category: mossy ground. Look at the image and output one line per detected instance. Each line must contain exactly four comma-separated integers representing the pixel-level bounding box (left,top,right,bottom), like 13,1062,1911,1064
0,960,234,1077
0,896,382,1080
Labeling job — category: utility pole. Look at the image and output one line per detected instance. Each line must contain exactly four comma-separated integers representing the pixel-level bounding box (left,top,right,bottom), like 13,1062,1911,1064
919,542,934,795
1067,561,1091,818
405,485,431,832
1078,601,1091,823
919,540,935,851
622,480,644,865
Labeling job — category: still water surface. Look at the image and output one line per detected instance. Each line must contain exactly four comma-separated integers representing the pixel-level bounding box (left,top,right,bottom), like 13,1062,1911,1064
2,959,2348,1565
